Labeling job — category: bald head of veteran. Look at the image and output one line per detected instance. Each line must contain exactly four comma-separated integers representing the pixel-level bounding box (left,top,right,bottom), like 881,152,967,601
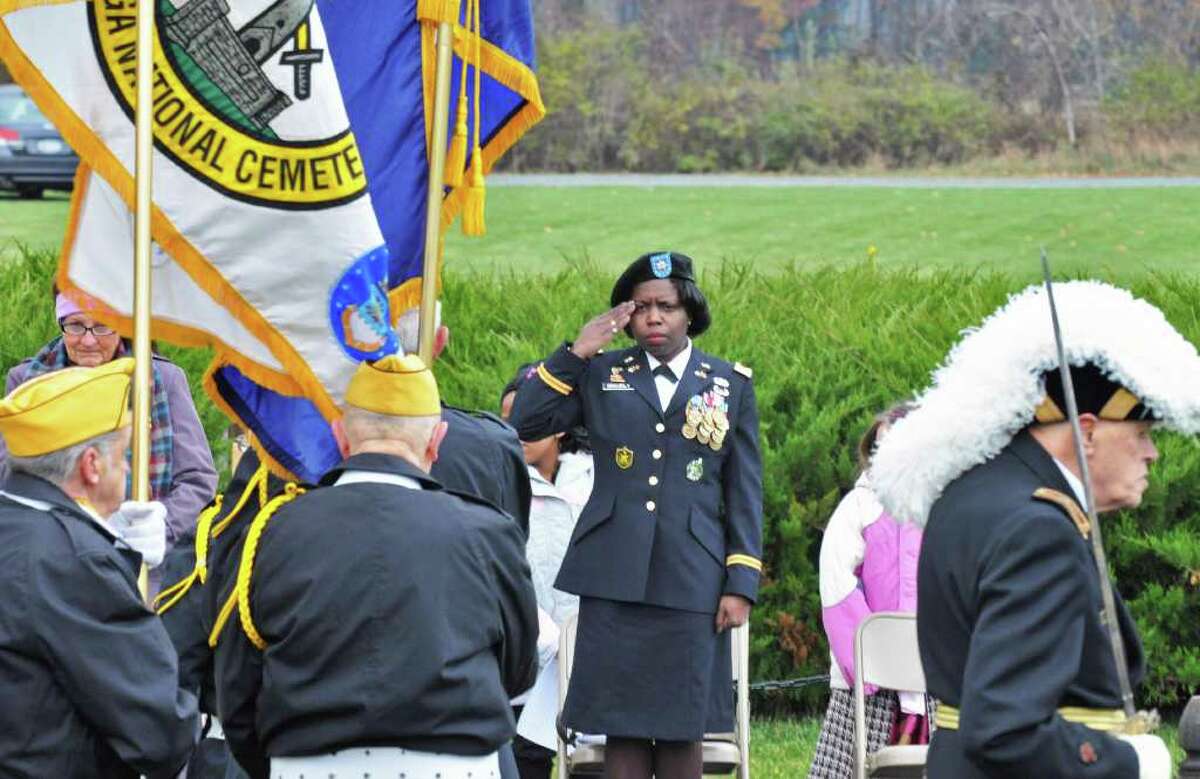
0,357,135,518
331,354,449,473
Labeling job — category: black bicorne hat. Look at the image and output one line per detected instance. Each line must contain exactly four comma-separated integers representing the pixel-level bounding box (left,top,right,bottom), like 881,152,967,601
610,251,710,336
1035,363,1157,424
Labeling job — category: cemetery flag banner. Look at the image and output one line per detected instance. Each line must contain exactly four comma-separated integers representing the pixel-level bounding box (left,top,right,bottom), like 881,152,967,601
0,0,398,482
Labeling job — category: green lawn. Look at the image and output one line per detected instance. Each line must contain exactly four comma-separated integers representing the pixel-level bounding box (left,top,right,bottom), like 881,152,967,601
0,191,70,260
442,185,1200,277
5,185,1199,276
741,716,1179,776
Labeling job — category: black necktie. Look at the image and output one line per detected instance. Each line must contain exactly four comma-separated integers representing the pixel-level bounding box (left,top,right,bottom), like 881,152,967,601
652,364,678,384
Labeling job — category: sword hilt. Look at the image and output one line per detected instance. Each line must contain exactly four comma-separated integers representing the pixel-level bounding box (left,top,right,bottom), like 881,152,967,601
279,48,323,100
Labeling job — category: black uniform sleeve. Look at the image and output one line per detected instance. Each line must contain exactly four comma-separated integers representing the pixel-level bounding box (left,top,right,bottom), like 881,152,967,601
958,510,1139,778
510,342,588,442
481,514,540,698
158,535,210,698
30,550,200,778
499,427,533,531
721,376,764,603
212,577,269,779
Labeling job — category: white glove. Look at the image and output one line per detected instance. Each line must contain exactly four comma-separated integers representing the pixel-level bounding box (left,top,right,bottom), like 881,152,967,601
109,500,168,568
536,607,560,668
1118,734,1172,779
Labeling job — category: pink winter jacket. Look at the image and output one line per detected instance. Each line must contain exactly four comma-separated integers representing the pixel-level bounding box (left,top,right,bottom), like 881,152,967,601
818,475,922,706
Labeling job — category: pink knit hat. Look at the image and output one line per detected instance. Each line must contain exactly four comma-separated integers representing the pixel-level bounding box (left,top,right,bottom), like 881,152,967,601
55,292,115,322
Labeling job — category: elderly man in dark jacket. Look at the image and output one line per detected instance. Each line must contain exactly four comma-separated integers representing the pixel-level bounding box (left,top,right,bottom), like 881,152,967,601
215,354,538,779
870,281,1189,779
0,357,199,778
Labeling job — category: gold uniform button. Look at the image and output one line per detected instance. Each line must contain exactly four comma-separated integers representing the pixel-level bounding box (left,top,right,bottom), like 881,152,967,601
649,476,659,486
652,449,662,460
646,500,656,512
655,423,666,433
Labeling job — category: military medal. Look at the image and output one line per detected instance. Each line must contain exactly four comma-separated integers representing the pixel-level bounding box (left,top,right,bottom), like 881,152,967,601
609,366,627,384
615,446,634,469
682,424,698,439
686,458,704,481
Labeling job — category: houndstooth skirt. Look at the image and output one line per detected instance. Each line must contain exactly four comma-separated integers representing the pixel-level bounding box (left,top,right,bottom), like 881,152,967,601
807,689,896,778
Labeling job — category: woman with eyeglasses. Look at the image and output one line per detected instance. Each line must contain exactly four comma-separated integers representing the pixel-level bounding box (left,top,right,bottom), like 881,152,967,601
2,288,218,594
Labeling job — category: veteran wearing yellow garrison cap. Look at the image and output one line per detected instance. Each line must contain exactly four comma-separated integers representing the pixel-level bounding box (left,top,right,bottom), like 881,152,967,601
215,354,538,779
0,357,200,778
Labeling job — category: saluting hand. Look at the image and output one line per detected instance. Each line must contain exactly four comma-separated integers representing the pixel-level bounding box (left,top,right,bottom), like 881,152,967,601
715,594,752,633
571,301,636,360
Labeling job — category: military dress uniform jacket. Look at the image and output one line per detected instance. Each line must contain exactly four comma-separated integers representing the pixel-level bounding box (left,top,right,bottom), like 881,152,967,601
0,472,199,778
215,453,539,779
511,343,763,614
918,430,1144,778
434,404,533,532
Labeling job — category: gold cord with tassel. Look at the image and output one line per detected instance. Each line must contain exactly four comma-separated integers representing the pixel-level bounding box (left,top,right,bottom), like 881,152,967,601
444,1,471,188
462,0,486,236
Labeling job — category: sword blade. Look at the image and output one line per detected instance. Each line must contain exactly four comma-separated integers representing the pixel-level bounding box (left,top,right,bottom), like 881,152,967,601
237,0,314,64
1040,248,1137,720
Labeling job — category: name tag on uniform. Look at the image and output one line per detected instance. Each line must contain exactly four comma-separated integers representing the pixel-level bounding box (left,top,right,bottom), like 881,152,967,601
602,382,635,391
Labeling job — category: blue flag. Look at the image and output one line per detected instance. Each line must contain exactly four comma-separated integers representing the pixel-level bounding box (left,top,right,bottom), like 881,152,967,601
319,0,544,313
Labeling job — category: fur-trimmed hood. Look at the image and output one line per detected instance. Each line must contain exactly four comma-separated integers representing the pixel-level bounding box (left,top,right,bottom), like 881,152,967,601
870,281,1200,526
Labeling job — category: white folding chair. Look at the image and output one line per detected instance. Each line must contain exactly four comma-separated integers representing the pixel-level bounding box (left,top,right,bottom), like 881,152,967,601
556,615,750,777
853,612,928,779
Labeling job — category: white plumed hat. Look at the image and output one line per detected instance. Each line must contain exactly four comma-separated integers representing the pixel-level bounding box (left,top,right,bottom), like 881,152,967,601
870,280,1200,526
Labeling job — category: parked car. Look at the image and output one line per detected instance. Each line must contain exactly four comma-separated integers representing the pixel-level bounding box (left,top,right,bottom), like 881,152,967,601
0,83,77,198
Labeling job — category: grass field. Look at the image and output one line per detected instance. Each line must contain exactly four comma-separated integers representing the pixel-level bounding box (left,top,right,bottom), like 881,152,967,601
6,185,1200,276
680,716,1179,775
440,185,1200,277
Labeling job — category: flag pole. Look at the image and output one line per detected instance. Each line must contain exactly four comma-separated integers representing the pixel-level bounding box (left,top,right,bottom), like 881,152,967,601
131,0,156,600
417,20,455,364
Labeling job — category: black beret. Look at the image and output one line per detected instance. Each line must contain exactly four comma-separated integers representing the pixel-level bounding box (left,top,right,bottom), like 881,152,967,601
610,251,710,337
610,251,697,307
1035,363,1156,424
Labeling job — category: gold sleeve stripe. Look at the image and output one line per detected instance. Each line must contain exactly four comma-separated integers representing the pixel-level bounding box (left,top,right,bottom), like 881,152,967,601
537,363,573,396
726,554,763,572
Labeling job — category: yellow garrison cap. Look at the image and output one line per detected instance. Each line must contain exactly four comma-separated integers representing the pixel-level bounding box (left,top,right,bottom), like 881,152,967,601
344,353,440,417
0,357,134,457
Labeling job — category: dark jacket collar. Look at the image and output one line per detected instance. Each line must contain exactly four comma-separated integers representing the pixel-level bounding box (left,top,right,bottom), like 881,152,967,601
319,451,444,490
1,471,120,541
1008,427,1077,498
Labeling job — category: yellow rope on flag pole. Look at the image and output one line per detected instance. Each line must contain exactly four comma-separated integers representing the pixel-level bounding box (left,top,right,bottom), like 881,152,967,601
461,0,486,237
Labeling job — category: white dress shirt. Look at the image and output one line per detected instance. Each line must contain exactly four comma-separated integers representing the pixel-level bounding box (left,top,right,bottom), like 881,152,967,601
644,339,693,412
1052,457,1089,509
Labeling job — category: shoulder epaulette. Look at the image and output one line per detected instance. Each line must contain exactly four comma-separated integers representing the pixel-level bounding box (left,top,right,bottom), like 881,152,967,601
734,362,753,379
1032,487,1091,539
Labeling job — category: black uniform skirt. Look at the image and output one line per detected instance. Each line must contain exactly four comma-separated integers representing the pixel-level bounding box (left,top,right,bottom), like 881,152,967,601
562,597,733,741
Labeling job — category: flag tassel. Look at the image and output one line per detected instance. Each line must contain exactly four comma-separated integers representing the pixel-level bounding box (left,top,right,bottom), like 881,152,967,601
461,0,485,236
445,102,468,188
463,152,485,235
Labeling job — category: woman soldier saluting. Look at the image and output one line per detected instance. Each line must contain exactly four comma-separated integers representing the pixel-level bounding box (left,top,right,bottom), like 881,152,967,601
510,251,764,779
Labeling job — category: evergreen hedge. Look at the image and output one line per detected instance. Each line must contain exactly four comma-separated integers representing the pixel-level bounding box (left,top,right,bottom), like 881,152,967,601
6,249,1198,713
